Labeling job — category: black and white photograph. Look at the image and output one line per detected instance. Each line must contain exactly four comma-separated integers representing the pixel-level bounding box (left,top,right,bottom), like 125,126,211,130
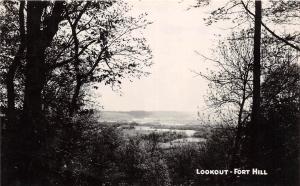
0,0,299,185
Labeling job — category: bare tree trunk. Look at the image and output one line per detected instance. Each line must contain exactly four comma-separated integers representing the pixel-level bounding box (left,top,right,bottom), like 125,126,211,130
252,1,262,134
69,79,82,116
67,3,90,117
231,91,247,168
3,3,27,186
249,0,262,167
68,15,82,117
230,73,249,175
6,1,25,126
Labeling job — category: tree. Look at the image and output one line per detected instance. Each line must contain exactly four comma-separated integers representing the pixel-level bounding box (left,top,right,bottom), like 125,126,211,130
258,59,300,185
1,1,152,185
5,1,25,126
195,31,253,168
195,0,300,169
247,0,261,168
0,1,24,122
2,2,67,185
197,0,300,51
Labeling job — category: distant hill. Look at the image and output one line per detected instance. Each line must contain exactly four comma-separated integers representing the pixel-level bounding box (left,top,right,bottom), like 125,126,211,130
96,111,199,125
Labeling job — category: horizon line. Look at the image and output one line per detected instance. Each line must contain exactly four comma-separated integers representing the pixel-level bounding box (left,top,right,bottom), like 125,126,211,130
98,109,199,113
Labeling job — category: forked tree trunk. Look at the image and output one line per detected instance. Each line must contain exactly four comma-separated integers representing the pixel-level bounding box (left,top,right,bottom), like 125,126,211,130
18,1,64,185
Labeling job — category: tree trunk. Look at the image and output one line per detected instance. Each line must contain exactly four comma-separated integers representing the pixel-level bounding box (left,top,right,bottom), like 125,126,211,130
68,13,85,117
18,2,64,185
249,0,262,168
231,90,247,169
20,2,47,185
69,79,82,116
6,1,25,127
69,23,81,117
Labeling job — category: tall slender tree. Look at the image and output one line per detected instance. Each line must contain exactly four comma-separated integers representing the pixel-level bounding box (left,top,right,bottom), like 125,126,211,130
248,0,261,167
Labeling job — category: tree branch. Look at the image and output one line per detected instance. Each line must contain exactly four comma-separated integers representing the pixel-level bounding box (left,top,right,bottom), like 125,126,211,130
49,39,96,69
241,0,300,51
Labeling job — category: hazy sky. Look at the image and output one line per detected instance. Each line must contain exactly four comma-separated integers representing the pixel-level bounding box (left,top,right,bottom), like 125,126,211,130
94,0,227,112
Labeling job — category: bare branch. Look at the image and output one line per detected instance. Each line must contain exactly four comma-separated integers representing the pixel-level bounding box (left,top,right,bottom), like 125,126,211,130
241,0,300,51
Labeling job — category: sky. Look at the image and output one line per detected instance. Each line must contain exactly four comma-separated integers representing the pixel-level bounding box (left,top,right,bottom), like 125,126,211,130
94,0,229,112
